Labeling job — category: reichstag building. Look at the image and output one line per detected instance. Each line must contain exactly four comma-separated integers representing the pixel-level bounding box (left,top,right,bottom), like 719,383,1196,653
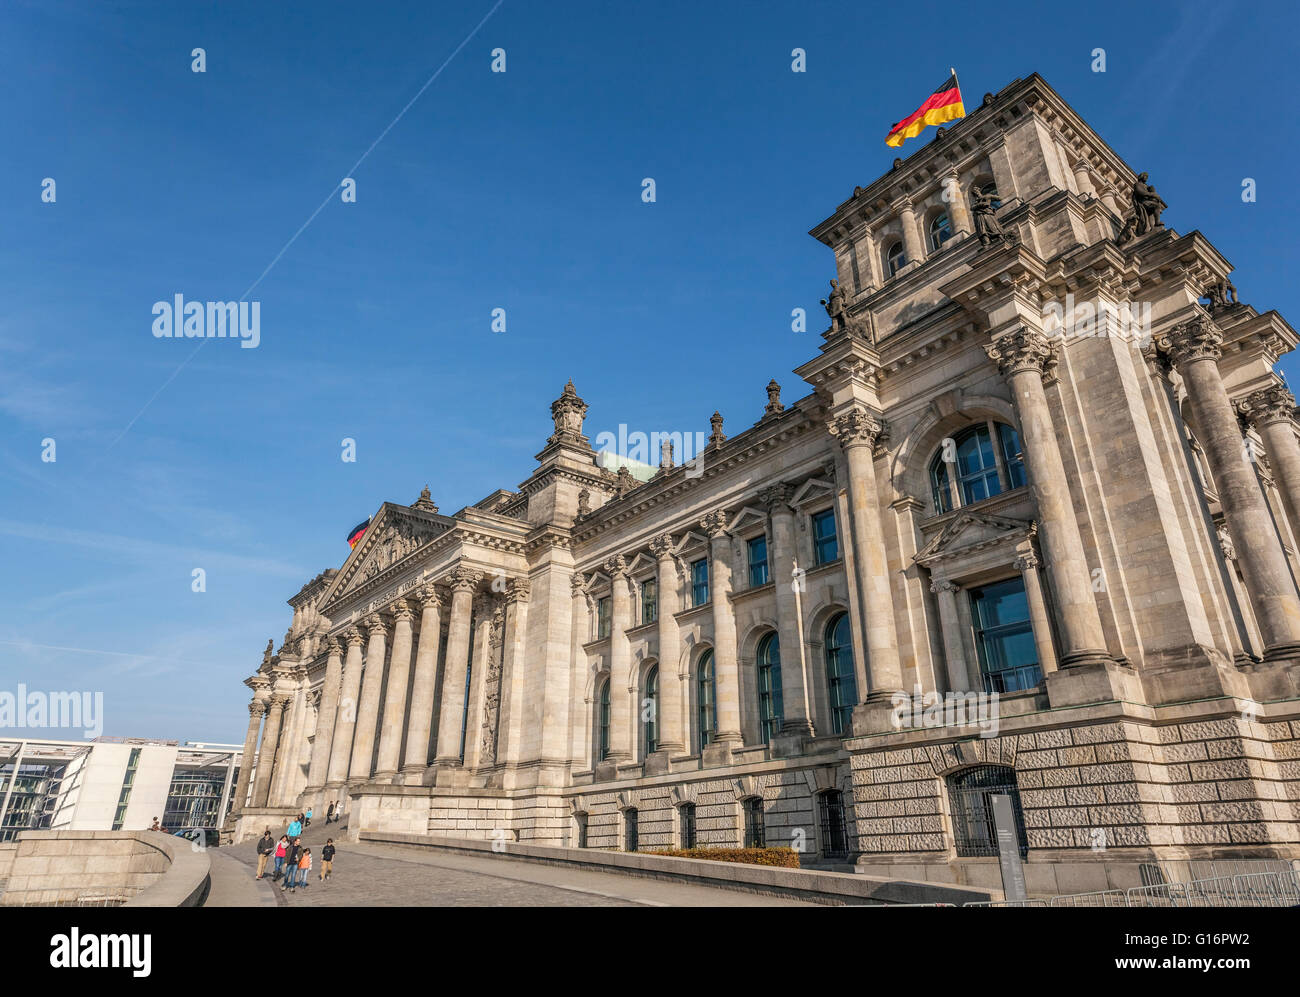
227,74,1300,894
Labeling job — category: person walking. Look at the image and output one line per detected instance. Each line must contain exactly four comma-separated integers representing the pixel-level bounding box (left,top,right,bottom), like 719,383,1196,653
287,815,302,839
281,838,302,892
273,834,289,881
297,847,312,889
304,806,313,827
255,829,275,879
320,839,335,881
326,801,335,825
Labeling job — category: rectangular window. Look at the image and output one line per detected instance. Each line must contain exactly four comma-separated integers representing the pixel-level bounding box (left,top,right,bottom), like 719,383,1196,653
575,812,588,848
641,578,657,625
969,577,1042,693
690,558,709,607
743,798,765,848
596,596,612,639
747,535,769,588
624,808,639,852
680,803,697,849
812,508,839,565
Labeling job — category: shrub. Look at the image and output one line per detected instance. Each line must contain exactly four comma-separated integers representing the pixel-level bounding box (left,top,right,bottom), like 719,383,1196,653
649,847,800,869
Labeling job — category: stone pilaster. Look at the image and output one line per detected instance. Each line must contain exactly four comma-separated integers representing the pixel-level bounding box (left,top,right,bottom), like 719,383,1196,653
495,577,531,767
347,614,389,782
1160,315,1300,662
604,554,634,762
1014,550,1059,676
649,533,685,759
701,511,742,757
252,695,287,808
434,566,482,770
985,326,1114,669
929,579,972,693
763,484,814,745
827,406,904,718
401,586,443,783
374,600,415,781
325,628,364,794
304,636,344,795
233,695,266,814
1239,383,1300,554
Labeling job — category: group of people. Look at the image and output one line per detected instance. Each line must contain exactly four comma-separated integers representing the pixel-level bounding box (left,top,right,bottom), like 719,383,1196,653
254,825,336,893
324,800,342,824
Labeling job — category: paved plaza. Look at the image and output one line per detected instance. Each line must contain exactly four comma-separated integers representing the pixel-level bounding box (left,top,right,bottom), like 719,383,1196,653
209,821,814,907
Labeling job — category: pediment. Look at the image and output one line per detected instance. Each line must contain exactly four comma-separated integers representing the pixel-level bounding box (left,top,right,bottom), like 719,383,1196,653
726,505,768,534
320,503,450,610
789,477,835,508
913,511,1034,567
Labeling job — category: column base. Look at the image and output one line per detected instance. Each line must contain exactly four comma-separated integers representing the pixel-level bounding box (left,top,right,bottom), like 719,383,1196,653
432,760,470,788
1237,659,1300,701
1261,642,1300,666
399,764,435,786
851,691,906,736
701,740,737,768
772,720,814,758
372,769,398,783
1058,647,1118,669
1045,656,1140,708
643,748,679,777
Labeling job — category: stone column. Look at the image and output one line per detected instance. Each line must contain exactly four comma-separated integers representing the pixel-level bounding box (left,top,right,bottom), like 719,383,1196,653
763,486,814,738
1160,316,1300,660
701,512,743,747
496,578,531,765
325,628,364,793
401,586,444,783
374,600,414,782
1240,384,1300,548
1015,550,1059,675
1070,160,1096,198
649,534,685,755
986,327,1113,667
929,579,972,692
569,573,591,766
233,697,266,814
944,170,974,237
827,407,904,693
604,555,634,761
347,614,389,782
252,695,287,807
305,637,343,795
892,196,924,267
435,566,482,765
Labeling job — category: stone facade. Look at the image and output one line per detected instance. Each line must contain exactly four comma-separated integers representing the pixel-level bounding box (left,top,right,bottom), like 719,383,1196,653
230,74,1300,893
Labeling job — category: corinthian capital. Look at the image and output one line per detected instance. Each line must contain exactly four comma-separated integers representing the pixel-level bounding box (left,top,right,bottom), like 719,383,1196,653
448,565,484,593
570,571,587,595
1154,312,1223,368
1238,384,1296,428
388,599,414,624
506,577,531,603
700,509,729,538
648,532,675,559
414,583,442,611
363,613,388,639
984,327,1058,379
248,700,268,718
324,635,342,657
759,483,795,514
604,554,629,578
344,626,364,647
826,406,884,448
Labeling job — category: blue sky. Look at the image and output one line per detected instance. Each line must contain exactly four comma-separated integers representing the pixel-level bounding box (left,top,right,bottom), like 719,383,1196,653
2,0,1297,743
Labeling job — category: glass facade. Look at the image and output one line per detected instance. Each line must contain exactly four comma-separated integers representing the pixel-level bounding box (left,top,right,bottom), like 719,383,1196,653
0,761,67,842
812,508,838,565
690,558,709,607
640,578,657,625
747,535,769,588
697,650,717,750
163,769,228,836
969,577,1042,692
824,613,857,735
112,748,141,831
930,422,1027,514
756,633,784,744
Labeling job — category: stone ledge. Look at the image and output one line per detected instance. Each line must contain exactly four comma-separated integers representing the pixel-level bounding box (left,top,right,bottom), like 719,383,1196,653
361,830,994,906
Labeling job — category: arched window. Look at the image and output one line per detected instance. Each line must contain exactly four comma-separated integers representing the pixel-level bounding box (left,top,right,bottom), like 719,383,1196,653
929,211,952,252
643,665,659,756
824,613,857,734
886,241,906,277
597,678,611,761
623,807,639,852
947,765,1028,857
929,421,1026,514
743,797,766,847
818,790,848,857
756,633,784,744
697,650,717,751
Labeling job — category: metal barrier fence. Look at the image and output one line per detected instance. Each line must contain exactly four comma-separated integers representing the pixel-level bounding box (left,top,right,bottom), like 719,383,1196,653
962,868,1300,908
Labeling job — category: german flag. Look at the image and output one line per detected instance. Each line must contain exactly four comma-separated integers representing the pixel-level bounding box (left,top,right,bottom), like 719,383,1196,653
885,75,965,148
346,518,370,549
